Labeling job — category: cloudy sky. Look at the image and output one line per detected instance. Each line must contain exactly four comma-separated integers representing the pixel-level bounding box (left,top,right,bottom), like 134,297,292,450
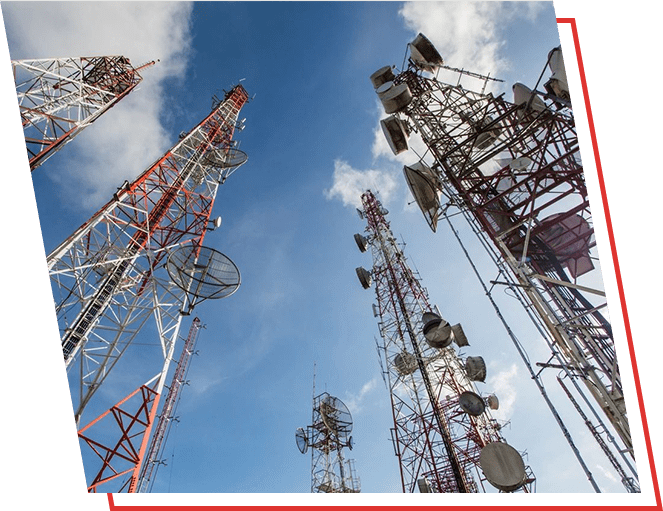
1,1,660,508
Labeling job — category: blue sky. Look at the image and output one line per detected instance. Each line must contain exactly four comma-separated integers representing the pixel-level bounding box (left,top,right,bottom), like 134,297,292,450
1,0,660,504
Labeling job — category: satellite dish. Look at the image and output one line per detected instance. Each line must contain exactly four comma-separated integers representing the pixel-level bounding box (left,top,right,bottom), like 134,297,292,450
451,323,470,347
295,427,308,454
458,391,486,416
381,115,409,155
166,246,241,311
355,267,372,289
207,216,222,231
370,65,396,89
394,351,418,375
348,435,354,451
422,312,452,349
409,33,444,72
479,442,527,492
486,394,500,410
202,147,248,170
319,395,353,437
356,208,365,220
354,233,368,253
380,82,413,114
376,80,394,98
403,161,441,232
465,356,487,382
380,206,389,216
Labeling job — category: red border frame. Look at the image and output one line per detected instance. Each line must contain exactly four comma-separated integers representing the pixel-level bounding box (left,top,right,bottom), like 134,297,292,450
105,18,660,510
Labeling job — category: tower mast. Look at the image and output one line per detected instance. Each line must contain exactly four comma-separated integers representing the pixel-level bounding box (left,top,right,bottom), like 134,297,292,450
12,56,155,170
47,84,248,429
354,189,534,493
370,33,636,488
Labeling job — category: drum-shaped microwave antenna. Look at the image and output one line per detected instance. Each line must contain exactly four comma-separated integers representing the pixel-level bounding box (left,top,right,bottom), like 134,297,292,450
380,82,413,114
295,427,309,454
356,267,372,289
166,245,241,310
319,394,353,438
381,115,409,155
422,312,452,349
354,233,368,253
451,323,470,347
486,394,500,410
479,441,527,492
403,161,441,232
409,33,444,73
370,65,396,89
459,391,486,416
376,80,395,99
465,356,487,382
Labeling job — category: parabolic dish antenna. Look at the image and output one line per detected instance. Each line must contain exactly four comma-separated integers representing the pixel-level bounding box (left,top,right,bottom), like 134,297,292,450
538,213,594,278
319,395,353,437
295,427,308,454
512,83,546,113
409,33,444,73
354,233,368,253
458,391,486,416
403,161,441,232
381,115,409,155
380,82,413,114
166,245,241,306
479,441,527,492
356,267,372,289
370,65,395,89
451,323,470,347
203,147,248,170
394,351,418,376
486,394,500,410
422,312,452,349
465,356,487,382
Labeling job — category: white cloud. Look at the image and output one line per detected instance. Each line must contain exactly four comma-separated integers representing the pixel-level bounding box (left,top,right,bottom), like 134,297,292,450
324,159,398,209
486,362,518,420
3,2,194,209
398,1,545,80
344,377,378,414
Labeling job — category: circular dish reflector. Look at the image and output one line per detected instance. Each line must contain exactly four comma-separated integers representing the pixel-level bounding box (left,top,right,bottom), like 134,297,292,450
409,33,444,72
403,161,441,232
458,391,486,416
355,267,372,289
376,80,394,98
451,323,470,347
203,147,248,170
394,351,418,375
422,313,452,349
354,233,368,253
479,442,527,492
486,394,500,410
295,427,308,454
381,115,409,155
512,83,546,113
370,65,396,89
319,395,353,437
380,83,413,114
465,356,487,382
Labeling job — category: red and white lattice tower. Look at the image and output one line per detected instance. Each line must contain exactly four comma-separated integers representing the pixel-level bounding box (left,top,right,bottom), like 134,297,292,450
370,34,636,488
12,56,155,171
354,190,534,494
47,85,248,491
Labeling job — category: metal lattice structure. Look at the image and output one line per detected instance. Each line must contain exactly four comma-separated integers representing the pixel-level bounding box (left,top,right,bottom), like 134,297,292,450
371,34,637,490
296,392,361,493
51,84,248,491
354,190,534,494
12,56,155,171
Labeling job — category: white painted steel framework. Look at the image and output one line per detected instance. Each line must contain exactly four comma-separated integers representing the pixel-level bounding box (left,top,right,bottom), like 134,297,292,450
12,56,153,170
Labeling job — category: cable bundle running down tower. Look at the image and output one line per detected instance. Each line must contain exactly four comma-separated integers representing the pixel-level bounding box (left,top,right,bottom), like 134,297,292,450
47,85,248,492
12,56,155,171
354,190,534,494
296,393,360,493
370,34,637,490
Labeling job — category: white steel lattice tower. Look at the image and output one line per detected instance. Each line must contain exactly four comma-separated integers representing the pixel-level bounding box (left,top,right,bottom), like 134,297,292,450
48,85,248,492
354,190,534,494
296,392,361,493
12,56,155,171
370,34,637,490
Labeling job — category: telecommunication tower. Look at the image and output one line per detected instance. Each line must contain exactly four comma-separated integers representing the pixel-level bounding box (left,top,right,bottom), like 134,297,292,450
12,56,155,171
370,34,637,491
47,84,248,491
296,392,361,493
354,190,534,494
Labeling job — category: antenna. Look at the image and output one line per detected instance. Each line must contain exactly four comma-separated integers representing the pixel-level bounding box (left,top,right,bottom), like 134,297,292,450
371,31,636,491
296,388,360,493
353,189,534,493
